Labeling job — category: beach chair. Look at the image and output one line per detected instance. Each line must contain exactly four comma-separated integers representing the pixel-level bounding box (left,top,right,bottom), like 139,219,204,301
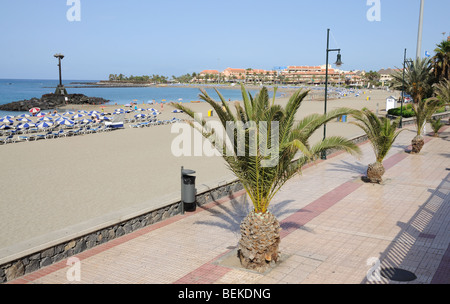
14,136,29,143
51,130,62,137
82,126,93,134
71,128,84,136
4,135,14,144
34,134,47,140
44,131,55,139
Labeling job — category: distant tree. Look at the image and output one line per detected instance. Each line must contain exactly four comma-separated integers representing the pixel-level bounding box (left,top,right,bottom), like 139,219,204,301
363,71,381,87
432,39,450,82
391,58,434,104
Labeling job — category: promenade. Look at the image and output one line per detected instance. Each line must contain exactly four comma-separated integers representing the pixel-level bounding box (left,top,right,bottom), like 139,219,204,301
8,123,449,284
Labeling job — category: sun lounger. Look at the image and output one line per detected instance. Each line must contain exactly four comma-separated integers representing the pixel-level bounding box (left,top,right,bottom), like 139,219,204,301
14,136,29,143
4,135,14,144
34,134,47,140
44,131,55,139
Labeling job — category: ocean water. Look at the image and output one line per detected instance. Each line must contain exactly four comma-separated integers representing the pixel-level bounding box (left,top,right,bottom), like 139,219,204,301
0,79,272,117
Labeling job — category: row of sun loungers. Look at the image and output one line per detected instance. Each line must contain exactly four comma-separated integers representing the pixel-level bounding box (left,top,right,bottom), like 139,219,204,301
129,118,181,128
0,125,114,144
0,117,183,145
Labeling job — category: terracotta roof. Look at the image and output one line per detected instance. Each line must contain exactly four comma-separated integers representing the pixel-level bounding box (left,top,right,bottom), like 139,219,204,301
224,68,246,73
200,70,219,75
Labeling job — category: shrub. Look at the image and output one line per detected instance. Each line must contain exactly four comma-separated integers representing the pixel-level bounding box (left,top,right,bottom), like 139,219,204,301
387,105,415,117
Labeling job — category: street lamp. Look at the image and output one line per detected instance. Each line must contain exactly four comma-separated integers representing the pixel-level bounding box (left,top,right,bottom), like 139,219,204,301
399,49,413,128
321,28,343,160
53,53,67,99
54,53,64,86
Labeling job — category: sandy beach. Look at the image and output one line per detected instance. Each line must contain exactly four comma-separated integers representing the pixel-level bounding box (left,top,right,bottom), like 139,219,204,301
0,87,399,257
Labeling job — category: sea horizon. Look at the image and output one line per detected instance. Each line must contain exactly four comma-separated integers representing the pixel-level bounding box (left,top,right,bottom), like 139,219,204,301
0,78,264,117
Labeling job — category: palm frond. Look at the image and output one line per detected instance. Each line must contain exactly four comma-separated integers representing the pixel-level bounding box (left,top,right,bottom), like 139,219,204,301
172,85,361,213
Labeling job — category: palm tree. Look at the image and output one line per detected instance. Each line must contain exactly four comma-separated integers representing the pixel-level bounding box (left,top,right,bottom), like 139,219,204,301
350,108,403,183
391,57,434,104
410,97,444,153
431,78,450,105
432,40,450,82
171,84,361,272
429,117,444,137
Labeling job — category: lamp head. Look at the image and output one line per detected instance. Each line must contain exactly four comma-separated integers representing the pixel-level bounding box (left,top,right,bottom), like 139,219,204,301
335,52,343,67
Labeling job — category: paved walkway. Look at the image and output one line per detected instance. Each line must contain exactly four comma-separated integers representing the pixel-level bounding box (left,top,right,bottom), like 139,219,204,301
8,124,450,284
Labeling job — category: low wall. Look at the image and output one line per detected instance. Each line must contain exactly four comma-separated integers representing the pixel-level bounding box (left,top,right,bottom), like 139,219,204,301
386,111,450,127
0,180,244,283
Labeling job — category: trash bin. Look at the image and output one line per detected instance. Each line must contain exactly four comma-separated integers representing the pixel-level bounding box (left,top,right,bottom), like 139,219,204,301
208,109,213,117
181,167,197,213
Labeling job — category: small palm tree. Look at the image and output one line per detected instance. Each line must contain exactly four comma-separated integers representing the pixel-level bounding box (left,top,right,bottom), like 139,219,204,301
391,57,434,104
171,84,361,272
410,78,450,152
410,97,444,153
429,117,444,137
431,78,450,105
351,108,403,183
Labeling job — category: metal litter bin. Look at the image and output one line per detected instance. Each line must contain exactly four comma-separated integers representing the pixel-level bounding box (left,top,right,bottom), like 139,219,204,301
181,167,197,213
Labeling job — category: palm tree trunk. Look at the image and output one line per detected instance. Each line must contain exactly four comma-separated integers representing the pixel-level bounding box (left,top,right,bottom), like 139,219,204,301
366,161,385,183
237,210,281,272
411,135,424,153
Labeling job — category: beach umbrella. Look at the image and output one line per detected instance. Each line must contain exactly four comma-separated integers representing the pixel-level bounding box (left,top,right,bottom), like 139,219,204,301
80,119,92,124
1,118,14,124
77,110,88,114
100,116,111,121
136,108,145,111
38,117,53,121
17,122,35,129
19,113,31,118
58,119,75,126
63,111,74,115
36,112,46,117
4,115,15,119
17,118,32,122
135,114,146,118
72,114,85,119
37,121,54,129
51,113,61,117
89,110,100,115
29,107,40,114
0,124,12,129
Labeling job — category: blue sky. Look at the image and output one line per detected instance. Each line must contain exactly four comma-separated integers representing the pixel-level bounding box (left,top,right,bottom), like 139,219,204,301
0,0,449,80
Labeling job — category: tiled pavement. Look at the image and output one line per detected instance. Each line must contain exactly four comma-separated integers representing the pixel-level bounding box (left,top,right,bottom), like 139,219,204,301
8,124,450,284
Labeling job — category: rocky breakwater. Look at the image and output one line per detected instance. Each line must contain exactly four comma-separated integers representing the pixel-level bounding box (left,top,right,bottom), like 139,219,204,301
0,93,110,112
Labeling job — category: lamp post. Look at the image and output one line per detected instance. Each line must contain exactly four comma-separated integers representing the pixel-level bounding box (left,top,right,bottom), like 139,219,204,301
53,53,67,100
399,49,413,129
54,53,64,86
321,29,343,160
416,0,425,59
